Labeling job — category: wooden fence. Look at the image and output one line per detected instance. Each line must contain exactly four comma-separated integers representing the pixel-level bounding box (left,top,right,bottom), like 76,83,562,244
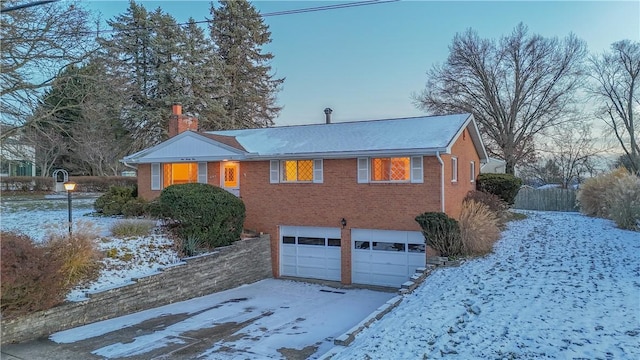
514,187,579,212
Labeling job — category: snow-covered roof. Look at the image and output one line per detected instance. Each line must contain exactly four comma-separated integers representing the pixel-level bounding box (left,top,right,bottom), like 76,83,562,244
123,113,488,163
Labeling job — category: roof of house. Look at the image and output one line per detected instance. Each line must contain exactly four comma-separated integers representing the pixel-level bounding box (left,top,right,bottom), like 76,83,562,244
122,113,488,164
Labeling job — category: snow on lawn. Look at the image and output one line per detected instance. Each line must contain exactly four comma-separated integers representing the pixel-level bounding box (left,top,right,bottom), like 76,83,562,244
0,195,179,302
330,211,640,359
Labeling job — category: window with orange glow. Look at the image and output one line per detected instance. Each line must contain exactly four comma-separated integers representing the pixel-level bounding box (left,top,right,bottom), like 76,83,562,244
163,163,198,187
282,160,313,182
371,157,410,182
224,163,238,188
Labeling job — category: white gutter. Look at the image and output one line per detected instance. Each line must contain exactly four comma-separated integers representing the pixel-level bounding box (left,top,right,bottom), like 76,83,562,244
436,151,445,212
122,161,137,170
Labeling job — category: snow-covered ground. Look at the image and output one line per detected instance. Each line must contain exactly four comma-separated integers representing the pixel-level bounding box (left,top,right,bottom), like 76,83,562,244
0,195,179,302
329,211,640,359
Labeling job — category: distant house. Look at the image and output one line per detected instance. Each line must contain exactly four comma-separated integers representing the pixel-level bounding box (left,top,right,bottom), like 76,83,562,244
480,157,506,174
0,128,37,177
122,105,488,287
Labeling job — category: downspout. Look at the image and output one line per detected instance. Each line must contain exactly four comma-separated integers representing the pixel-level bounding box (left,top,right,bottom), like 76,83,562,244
122,161,137,171
436,151,445,213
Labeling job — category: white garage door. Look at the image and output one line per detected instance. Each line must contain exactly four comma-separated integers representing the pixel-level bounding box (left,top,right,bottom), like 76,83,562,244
280,226,341,281
352,229,426,287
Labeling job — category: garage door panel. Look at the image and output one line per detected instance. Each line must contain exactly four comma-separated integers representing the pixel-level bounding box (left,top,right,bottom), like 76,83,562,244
281,245,297,256
280,226,341,282
352,229,426,287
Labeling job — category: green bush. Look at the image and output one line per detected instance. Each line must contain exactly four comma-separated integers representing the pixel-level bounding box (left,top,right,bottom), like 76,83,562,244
158,183,246,248
94,185,137,216
122,198,148,217
415,212,463,257
608,174,640,231
476,173,523,205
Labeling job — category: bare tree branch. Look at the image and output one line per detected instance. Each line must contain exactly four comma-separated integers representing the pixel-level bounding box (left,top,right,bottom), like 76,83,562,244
415,23,586,174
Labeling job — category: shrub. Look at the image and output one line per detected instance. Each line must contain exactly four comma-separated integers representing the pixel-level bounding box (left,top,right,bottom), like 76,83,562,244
577,168,629,218
110,219,156,237
1,232,66,317
158,183,246,248
415,212,463,257
94,185,137,216
608,174,640,231
122,198,148,217
476,173,523,205
464,190,509,226
459,200,501,256
44,221,103,288
179,235,205,257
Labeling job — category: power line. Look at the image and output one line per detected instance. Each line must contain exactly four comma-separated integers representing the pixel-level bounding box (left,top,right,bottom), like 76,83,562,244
0,0,58,13
1,0,400,41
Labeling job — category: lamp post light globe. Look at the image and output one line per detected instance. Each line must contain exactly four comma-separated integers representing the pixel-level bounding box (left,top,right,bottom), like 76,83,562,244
64,181,77,237
64,181,76,192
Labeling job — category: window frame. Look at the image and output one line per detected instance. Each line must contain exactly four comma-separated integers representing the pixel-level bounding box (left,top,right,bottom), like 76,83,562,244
270,159,323,184
151,163,161,190
370,157,410,183
358,156,423,184
470,161,476,183
451,157,458,183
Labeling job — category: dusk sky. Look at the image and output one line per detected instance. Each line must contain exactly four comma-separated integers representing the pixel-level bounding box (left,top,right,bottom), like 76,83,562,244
86,0,640,126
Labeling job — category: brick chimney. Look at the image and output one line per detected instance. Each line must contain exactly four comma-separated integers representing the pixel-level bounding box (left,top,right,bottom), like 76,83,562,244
168,104,198,137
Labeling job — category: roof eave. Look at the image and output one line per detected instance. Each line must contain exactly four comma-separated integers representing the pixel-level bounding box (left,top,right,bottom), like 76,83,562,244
245,148,449,160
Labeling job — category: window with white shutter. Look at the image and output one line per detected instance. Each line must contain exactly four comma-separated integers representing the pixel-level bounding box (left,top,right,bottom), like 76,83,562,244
270,160,279,183
357,158,369,183
198,162,207,184
151,163,161,190
313,159,323,183
410,156,423,183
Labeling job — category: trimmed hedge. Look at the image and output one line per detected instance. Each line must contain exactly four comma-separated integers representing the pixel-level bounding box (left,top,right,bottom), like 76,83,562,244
476,173,523,205
158,183,246,248
415,212,463,257
0,176,137,193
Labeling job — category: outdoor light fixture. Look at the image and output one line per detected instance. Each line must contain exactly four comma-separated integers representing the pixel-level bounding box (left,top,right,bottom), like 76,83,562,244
341,218,347,228
64,181,77,237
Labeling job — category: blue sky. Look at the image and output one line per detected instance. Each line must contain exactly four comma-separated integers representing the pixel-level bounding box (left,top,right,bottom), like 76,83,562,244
86,1,640,126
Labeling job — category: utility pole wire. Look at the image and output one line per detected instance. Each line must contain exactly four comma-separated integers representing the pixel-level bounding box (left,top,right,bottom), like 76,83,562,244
1,0,400,40
0,0,58,13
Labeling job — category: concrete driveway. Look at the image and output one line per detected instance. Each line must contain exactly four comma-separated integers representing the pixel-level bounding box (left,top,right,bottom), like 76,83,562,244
1,279,394,360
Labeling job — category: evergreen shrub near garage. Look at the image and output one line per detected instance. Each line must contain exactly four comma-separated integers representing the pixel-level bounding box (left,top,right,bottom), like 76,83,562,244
415,212,463,257
476,173,523,205
158,183,246,248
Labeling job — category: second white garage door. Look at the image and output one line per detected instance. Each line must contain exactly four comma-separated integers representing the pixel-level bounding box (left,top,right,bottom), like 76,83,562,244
280,226,341,281
352,229,426,287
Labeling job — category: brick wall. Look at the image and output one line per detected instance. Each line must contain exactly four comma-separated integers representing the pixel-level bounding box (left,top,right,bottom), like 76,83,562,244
240,157,444,280
441,128,481,218
1,236,271,345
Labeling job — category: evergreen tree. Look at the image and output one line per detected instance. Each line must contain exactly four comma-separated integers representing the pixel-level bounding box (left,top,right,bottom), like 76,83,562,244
97,1,188,150
210,0,284,128
31,61,131,175
179,19,227,130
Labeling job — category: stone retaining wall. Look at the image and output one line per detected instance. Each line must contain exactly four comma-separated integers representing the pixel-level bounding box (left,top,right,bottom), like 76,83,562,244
1,235,271,344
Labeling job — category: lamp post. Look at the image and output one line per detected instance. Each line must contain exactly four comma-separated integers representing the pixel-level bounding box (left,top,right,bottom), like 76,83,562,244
64,181,76,237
